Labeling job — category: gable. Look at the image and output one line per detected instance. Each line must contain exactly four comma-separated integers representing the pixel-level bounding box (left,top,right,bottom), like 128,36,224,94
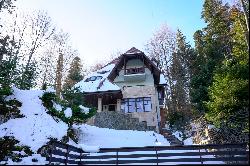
108,48,161,85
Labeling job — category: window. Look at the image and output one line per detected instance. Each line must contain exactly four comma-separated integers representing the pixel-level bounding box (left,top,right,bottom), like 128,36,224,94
121,97,152,113
143,97,151,112
136,98,144,112
97,70,109,74
85,76,103,82
128,98,136,113
96,76,103,80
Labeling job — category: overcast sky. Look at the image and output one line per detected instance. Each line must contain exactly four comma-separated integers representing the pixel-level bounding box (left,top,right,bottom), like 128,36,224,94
15,0,206,66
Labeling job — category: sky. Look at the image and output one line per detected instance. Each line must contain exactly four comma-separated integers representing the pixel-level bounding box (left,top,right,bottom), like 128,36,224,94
15,0,206,67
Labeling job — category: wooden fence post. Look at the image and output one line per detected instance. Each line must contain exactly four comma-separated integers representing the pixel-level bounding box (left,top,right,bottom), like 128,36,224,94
49,142,53,165
116,149,119,165
199,149,203,165
155,146,159,165
65,145,69,165
79,151,82,165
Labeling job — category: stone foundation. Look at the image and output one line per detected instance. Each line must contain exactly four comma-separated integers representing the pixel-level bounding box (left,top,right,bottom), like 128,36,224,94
87,111,156,132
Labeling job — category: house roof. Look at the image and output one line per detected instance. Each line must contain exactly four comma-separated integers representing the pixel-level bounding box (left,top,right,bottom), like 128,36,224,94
74,63,120,93
124,47,143,54
74,47,166,93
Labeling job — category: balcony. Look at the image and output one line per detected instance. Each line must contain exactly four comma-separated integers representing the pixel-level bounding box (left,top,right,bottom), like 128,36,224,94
124,67,146,82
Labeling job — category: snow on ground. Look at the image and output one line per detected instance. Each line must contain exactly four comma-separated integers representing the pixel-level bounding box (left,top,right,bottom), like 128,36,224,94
183,137,193,145
4,154,47,165
68,125,223,165
172,131,182,141
0,87,68,152
0,87,223,165
73,124,170,148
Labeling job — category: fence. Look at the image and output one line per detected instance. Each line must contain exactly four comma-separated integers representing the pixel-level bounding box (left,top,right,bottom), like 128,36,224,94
47,141,249,165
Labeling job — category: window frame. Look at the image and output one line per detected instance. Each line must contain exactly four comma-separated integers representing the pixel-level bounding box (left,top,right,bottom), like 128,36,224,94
121,97,152,113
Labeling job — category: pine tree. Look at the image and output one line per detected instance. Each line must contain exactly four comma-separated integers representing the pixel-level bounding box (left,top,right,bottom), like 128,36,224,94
205,5,249,141
63,56,83,90
191,0,234,113
168,30,195,130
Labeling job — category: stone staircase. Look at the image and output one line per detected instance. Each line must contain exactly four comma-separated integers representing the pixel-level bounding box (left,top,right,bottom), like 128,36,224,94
161,128,183,146
88,111,156,132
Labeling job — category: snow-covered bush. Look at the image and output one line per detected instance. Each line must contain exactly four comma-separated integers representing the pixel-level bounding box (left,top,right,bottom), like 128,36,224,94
40,91,96,126
0,136,33,163
0,85,24,123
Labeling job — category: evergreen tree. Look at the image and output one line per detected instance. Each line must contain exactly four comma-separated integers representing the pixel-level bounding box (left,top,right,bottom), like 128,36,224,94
168,30,196,132
63,56,83,90
191,0,234,113
17,61,38,90
205,5,249,142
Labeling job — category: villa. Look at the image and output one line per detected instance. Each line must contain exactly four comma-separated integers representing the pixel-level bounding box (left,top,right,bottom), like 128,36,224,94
74,47,167,133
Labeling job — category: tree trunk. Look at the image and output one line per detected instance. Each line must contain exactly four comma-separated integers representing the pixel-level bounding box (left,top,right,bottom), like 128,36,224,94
55,52,63,97
240,0,249,49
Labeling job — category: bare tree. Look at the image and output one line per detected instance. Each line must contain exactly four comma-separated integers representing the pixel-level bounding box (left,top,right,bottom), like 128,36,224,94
239,0,249,49
2,9,55,88
38,29,79,92
23,10,55,74
0,0,16,13
145,24,177,111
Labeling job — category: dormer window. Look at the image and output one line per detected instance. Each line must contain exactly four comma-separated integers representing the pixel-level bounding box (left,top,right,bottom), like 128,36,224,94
97,70,109,74
85,76,103,82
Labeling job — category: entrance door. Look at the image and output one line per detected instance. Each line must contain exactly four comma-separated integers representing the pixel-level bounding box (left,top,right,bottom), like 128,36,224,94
108,105,116,111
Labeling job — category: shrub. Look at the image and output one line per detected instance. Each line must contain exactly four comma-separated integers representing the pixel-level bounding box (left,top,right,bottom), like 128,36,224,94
40,91,96,127
0,136,33,162
0,86,24,122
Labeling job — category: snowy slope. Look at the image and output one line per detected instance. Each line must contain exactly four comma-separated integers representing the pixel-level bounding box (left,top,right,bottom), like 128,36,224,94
2,87,223,165
0,87,68,152
73,124,170,148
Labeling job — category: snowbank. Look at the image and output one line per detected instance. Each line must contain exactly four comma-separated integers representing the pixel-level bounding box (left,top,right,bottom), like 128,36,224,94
5,154,48,165
73,124,170,148
77,144,100,153
0,88,68,152
173,131,182,141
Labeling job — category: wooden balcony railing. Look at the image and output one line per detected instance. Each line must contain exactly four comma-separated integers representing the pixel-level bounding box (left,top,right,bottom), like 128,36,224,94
125,67,145,75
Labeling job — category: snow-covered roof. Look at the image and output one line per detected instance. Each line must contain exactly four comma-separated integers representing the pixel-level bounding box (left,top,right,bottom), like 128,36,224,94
74,63,120,93
159,74,167,85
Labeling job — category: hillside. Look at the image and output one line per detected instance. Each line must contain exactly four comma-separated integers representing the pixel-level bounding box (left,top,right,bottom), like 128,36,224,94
0,87,170,165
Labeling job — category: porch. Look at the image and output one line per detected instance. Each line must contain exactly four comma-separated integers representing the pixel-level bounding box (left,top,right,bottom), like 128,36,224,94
83,90,123,112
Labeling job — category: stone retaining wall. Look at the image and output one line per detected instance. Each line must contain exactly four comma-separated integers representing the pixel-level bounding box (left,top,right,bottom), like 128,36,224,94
87,111,156,132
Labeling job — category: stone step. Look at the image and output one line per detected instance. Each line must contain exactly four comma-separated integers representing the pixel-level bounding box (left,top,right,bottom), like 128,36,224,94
162,130,183,146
